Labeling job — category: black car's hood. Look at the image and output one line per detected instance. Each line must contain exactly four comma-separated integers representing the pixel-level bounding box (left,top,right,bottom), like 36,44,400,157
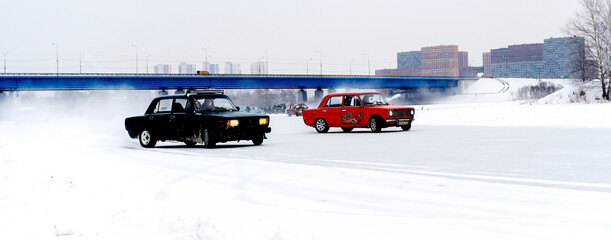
198,111,268,118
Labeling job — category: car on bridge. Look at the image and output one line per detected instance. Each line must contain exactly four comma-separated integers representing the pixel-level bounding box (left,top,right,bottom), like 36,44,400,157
125,90,271,148
301,92,414,133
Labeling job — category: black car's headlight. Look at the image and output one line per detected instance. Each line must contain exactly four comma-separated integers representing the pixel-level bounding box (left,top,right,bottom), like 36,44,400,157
259,118,269,125
227,119,239,127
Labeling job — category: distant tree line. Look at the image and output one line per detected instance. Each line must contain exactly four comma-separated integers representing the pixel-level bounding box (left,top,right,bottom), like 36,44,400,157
565,0,611,100
514,82,563,100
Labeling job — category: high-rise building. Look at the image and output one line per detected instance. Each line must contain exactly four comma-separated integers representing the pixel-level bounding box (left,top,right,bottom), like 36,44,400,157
489,37,584,78
154,64,171,74
458,52,468,68
483,52,491,77
458,51,475,77
491,61,544,78
178,62,196,74
378,45,476,77
225,62,242,74
250,61,267,74
421,45,459,77
490,44,544,78
208,64,220,74
508,43,544,62
397,51,421,69
543,37,585,78
491,48,508,65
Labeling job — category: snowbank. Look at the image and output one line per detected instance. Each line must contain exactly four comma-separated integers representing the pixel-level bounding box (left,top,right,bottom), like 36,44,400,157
414,78,611,128
539,79,607,104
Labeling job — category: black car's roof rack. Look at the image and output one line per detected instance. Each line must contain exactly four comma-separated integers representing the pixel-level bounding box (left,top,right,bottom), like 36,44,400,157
186,89,224,96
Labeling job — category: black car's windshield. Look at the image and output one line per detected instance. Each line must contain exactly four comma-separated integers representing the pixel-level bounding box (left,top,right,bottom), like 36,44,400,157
359,93,389,106
194,96,238,112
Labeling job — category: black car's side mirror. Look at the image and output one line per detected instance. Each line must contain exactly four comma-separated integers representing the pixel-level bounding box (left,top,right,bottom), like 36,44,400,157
236,106,240,111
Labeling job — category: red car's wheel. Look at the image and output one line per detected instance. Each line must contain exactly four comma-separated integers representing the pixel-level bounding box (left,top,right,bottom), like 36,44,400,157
369,117,382,133
315,118,329,133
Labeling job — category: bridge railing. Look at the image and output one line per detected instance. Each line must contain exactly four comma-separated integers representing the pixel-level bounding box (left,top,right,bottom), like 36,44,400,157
0,72,472,80
0,73,474,91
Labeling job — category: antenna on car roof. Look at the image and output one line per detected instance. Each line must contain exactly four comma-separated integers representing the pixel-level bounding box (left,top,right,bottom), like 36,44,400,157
186,89,225,96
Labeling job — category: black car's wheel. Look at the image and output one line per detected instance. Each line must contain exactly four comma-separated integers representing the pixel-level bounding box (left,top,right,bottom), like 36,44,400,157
315,118,329,133
252,134,264,146
203,129,216,148
185,141,197,147
139,129,157,148
341,127,354,132
401,123,412,131
369,117,382,133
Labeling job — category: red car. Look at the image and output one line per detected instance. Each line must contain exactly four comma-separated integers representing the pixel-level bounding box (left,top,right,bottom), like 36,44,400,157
286,103,308,116
302,92,415,133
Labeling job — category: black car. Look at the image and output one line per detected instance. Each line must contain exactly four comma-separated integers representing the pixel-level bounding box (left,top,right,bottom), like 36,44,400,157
125,90,271,148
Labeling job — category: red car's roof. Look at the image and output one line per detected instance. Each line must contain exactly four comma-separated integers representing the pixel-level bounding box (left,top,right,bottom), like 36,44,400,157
324,92,380,97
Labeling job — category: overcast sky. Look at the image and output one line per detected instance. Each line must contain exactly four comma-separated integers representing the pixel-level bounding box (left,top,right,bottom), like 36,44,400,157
0,0,580,74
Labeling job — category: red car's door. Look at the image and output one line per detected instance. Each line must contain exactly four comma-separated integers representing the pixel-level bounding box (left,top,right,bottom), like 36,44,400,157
320,95,343,126
340,95,363,126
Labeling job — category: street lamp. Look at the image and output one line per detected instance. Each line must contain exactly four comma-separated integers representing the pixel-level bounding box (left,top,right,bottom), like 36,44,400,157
262,49,268,74
316,51,322,75
131,45,138,74
364,53,371,76
306,57,312,75
3,51,7,74
349,59,355,75
79,52,84,74
259,57,265,74
51,43,58,75
201,47,208,71
146,55,151,74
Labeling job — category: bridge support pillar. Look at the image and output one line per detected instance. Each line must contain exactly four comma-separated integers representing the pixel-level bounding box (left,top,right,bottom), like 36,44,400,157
175,88,185,95
158,89,169,96
298,89,307,103
314,87,324,103
327,87,336,94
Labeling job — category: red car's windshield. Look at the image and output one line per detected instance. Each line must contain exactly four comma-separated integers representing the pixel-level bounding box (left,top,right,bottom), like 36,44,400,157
359,93,389,106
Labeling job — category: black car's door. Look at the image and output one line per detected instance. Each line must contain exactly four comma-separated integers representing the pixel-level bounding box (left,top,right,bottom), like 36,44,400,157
169,98,193,140
149,98,173,140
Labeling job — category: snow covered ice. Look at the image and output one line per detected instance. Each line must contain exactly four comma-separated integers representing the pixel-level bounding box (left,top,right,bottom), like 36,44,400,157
1,79,611,240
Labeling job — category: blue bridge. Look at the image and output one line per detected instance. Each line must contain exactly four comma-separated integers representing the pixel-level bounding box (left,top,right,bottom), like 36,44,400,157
0,73,474,92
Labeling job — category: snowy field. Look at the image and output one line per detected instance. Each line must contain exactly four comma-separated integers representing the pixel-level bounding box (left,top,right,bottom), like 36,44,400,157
1,78,611,240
